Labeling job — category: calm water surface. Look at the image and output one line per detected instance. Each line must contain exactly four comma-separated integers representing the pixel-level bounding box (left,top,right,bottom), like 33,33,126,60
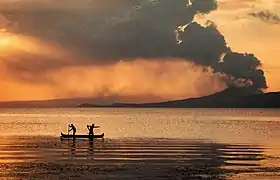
0,108,280,179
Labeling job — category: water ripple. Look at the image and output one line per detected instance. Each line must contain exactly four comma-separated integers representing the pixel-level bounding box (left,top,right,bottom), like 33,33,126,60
0,137,279,179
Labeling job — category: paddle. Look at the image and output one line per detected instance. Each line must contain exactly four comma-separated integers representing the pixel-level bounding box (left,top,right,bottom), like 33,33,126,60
67,124,70,142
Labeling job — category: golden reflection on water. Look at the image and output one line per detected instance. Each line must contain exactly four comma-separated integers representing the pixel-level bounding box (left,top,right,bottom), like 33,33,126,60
1,136,280,179
0,108,280,179
0,108,279,141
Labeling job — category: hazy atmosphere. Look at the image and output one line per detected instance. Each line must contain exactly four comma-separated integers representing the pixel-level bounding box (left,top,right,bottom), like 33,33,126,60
0,0,279,102
1,1,280,179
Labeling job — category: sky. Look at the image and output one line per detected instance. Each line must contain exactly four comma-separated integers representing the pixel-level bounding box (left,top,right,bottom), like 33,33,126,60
0,0,279,103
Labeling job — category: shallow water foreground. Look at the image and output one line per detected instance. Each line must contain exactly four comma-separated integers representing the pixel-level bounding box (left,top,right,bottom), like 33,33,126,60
0,108,280,179
0,136,280,179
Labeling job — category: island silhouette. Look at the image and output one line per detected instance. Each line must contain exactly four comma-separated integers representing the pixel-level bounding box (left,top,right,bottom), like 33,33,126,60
78,88,280,108
0,88,279,108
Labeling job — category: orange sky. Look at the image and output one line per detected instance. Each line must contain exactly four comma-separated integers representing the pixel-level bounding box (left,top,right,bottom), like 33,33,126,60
0,31,227,102
204,0,280,91
0,0,279,102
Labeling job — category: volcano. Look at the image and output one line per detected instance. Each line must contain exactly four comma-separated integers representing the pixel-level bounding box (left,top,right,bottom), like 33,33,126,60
79,88,280,108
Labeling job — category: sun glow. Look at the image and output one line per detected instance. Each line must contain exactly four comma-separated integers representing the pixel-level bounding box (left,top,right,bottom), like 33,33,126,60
0,32,17,50
0,30,69,58
0,36,13,46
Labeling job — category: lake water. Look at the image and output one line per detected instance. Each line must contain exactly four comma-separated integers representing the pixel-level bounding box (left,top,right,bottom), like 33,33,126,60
0,108,280,179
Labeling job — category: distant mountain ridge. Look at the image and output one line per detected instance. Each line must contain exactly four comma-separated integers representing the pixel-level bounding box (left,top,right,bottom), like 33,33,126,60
0,88,279,108
78,89,280,108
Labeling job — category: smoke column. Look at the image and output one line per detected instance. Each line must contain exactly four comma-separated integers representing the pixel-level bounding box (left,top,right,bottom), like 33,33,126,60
0,0,268,102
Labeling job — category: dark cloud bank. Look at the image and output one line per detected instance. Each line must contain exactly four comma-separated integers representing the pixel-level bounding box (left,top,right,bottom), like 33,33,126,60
0,0,267,94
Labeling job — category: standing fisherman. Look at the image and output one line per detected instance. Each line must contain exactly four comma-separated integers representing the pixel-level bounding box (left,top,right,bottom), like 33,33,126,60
69,124,77,136
87,124,100,136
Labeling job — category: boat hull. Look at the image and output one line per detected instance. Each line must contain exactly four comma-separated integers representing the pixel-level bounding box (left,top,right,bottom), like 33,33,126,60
60,132,104,139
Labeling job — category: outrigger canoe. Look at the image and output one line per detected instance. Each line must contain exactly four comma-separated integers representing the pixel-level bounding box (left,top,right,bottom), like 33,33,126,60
60,132,105,139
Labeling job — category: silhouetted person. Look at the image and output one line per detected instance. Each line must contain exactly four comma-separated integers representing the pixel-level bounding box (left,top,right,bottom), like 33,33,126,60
87,124,95,136
87,124,100,136
69,124,77,136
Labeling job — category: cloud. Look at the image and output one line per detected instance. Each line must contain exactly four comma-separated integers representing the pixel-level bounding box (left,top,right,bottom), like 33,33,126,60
0,58,228,102
213,52,267,91
249,10,280,24
0,0,268,101
0,0,218,61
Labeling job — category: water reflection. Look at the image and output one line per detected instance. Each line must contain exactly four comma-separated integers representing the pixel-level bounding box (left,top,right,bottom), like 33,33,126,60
88,140,94,159
58,138,267,179
68,139,76,159
64,138,105,160
1,108,280,143
1,136,280,179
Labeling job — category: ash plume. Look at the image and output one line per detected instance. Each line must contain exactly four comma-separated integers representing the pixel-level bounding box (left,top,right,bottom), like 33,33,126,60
213,52,267,92
0,0,268,99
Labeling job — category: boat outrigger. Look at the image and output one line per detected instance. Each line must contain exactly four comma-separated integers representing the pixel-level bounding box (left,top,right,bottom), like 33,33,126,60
60,132,105,139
